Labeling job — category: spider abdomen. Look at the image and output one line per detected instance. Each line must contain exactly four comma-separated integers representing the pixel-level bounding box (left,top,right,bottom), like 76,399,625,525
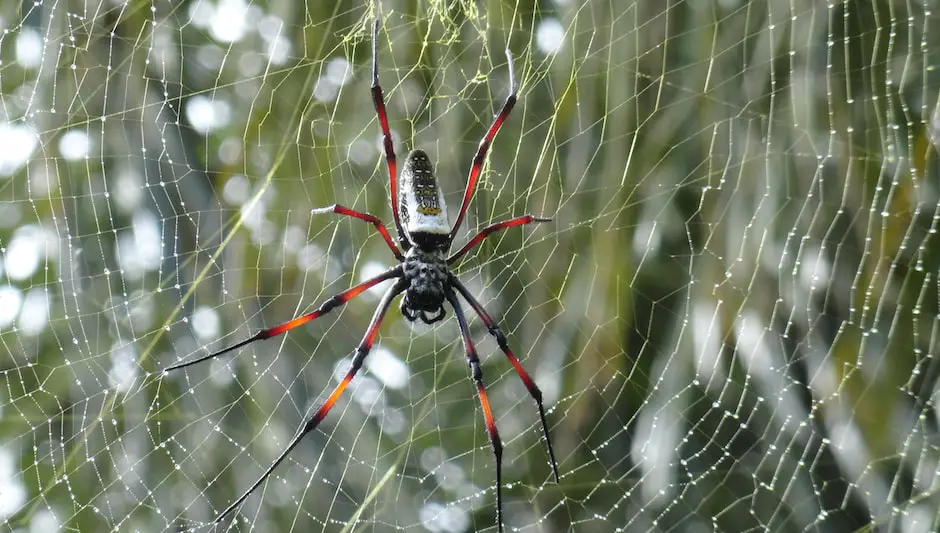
401,247,449,324
399,150,449,248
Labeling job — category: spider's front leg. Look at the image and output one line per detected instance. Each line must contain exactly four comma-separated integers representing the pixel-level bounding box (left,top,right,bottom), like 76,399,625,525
445,290,505,532
212,279,407,524
164,266,403,372
450,275,560,482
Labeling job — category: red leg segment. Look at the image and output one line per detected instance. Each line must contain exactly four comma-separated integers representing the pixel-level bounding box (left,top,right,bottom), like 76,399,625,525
312,204,403,260
449,49,518,240
448,214,550,264
451,276,560,483
371,19,409,250
445,290,505,532
164,266,403,372
213,279,407,523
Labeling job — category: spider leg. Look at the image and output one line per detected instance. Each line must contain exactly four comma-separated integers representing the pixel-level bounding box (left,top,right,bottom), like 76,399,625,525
164,266,403,372
214,279,407,523
448,215,551,264
371,19,409,250
445,290,505,533
312,204,403,260
450,275,560,483
449,48,517,241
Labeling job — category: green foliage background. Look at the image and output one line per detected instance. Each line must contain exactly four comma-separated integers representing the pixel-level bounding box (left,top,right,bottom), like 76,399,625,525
1,0,939,531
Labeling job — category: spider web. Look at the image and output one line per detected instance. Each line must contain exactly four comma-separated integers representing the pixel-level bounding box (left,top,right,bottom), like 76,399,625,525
2,0,939,531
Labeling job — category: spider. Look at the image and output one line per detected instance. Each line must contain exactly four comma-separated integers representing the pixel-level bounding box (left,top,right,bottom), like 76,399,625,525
165,19,559,532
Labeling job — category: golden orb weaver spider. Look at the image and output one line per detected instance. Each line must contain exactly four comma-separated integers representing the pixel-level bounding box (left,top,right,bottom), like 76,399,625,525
165,18,559,532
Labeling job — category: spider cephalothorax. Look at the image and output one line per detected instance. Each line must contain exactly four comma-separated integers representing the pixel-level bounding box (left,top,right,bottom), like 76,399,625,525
401,246,448,324
164,17,558,533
